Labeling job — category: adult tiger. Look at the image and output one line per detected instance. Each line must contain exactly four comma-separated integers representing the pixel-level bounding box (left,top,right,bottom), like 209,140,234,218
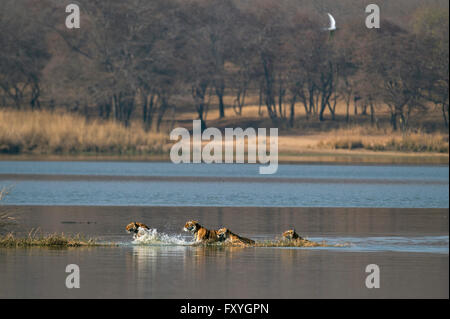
217,227,255,246
282,229,303,241
183,220,220,243
126,222,150,239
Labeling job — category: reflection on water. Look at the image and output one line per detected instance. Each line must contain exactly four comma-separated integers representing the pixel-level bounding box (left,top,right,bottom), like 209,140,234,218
309,236,449,254
0,205,448,298
0,161,448,298
0,246,448,298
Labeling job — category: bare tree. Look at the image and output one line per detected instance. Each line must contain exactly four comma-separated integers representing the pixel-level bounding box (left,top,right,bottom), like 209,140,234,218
0,0,50,110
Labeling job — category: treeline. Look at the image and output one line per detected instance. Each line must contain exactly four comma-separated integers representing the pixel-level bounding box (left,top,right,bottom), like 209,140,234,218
0,0,448,132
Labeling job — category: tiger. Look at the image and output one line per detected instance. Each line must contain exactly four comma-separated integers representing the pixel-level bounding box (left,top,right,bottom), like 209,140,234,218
183,220,220,243
126,222,150,239
217,227,255,246
282,229,304,241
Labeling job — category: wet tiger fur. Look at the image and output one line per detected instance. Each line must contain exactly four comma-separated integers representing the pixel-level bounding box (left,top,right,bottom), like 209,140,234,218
183,220,220,243
217,227,255,246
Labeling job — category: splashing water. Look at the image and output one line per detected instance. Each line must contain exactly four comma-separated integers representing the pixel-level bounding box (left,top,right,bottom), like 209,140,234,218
132,228,193,246
128,229,448,253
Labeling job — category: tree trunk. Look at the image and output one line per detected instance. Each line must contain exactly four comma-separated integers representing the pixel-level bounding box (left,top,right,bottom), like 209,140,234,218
216,89,225,118
289,95,297,128
442,103,449,128
370,103,375,125
346,100,350,123
391,112,397,131
258,82,263,116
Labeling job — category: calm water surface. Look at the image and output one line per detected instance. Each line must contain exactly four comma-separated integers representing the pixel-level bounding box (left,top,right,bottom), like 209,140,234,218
0,162,448,298
0,161,448,181
0,162,448,208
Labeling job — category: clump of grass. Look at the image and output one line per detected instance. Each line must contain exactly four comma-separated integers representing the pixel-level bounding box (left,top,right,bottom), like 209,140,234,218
255,239,328,248
329,139,365,150
0,230,100,248
371,135,449,153
0,110,170,155
202,238,337,248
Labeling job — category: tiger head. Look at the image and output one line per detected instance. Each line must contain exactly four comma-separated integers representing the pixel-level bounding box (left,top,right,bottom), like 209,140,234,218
126,222,149,234
282,229,300,240
184,220,200,233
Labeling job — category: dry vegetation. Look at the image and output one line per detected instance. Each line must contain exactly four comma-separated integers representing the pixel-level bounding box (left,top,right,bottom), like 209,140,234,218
199,238,342,248
0,110,169,155
317,127,449,153
255,239,329,248
0,1,448,164
0,188,106,248
0,109,447,165
0,230,100,248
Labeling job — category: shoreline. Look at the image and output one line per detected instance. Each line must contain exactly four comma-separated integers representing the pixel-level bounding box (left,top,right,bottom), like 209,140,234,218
0,150,448,166
0,173,447,185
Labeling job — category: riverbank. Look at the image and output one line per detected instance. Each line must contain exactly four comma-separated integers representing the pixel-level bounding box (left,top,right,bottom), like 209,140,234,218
1,150,447,165
0,109,448,165
0,232,103,248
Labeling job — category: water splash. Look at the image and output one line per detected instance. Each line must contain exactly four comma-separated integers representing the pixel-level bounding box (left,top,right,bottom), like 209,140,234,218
132,228,193,246
129,230,448,254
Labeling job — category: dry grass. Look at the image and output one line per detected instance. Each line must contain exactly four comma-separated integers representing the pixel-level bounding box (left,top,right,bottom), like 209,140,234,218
1,188,106,248
216,239,347,248
199,238,338,248
0,110,169,155
0,230,102,248
255,239,329,248
0,108,447,164
318,127,449,153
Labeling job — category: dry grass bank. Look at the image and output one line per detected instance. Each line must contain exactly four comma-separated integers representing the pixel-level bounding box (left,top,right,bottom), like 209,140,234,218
0,109,448,165
316,127,449,153
0,110,169,155
0,230,101,248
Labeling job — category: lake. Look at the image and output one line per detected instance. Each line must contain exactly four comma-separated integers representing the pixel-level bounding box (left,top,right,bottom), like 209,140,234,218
0,161,448,207
0,161,448,298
